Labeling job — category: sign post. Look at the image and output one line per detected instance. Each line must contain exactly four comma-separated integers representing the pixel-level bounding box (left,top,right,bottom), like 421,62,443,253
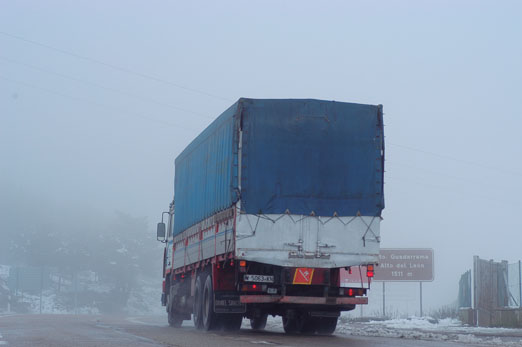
382,282,386,317
420,282,423,316
518,260,522,308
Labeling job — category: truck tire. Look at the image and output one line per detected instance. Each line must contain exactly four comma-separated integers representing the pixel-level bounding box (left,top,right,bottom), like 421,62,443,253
316,316,338,335
201,274,218,331
193,275,203,329
282,315,302,334
250,313,267,331
222,314,243,331
167,285,183,327
298,316,317,334
168,308,183,327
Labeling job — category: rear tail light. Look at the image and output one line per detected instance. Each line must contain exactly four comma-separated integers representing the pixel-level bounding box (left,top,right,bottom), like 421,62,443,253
339,288,352,296
367,264,374,278
339,288,366,296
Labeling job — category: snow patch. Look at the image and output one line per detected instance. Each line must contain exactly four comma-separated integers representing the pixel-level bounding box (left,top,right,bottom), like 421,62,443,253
0,266,9,279
336,316,522,345
116,246,128,254
369,316,461,330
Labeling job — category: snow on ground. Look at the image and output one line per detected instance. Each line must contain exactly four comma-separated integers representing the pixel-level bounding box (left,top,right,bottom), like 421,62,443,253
336,316,522,346
263,313,522,345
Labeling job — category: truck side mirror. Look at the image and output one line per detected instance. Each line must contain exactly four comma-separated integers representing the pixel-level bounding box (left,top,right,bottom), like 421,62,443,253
157,222,166,242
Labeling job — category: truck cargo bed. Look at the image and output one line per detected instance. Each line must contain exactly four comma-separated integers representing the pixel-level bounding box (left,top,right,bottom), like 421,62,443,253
168,98,384,271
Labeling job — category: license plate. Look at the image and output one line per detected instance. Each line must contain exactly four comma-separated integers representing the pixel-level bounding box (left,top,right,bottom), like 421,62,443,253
267,287,277,294
244,274,274,283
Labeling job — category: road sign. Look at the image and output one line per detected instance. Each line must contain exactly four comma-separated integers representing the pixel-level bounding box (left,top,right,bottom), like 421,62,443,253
375,248,434,282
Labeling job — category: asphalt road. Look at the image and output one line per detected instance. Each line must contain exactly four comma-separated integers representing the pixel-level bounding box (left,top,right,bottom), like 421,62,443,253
0,314,486,347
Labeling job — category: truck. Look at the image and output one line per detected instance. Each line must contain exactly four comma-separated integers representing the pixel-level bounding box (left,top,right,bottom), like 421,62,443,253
156,98,384,334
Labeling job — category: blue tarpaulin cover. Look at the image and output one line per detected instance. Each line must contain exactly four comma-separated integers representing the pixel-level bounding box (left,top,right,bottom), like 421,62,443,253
173,102,239,236
173,98,384,236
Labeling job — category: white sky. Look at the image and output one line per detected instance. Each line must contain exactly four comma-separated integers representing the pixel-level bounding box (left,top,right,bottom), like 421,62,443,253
1,0,521,313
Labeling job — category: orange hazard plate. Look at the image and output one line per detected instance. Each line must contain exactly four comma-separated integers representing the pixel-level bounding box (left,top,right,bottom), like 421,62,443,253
293,268,314,285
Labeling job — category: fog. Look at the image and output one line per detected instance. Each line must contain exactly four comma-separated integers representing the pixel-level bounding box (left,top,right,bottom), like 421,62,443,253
1,1,521,315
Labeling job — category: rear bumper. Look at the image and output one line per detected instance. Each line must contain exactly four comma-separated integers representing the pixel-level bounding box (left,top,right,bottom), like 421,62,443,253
240,295,368,305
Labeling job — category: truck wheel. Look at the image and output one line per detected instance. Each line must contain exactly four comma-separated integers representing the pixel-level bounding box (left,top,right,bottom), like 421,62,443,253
250,313,267,331
201,274,218,331
316,317,338,335
282,315,302,334
223,314,243,331
298,316,317,334
193,275,203,329
168,308,183,327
